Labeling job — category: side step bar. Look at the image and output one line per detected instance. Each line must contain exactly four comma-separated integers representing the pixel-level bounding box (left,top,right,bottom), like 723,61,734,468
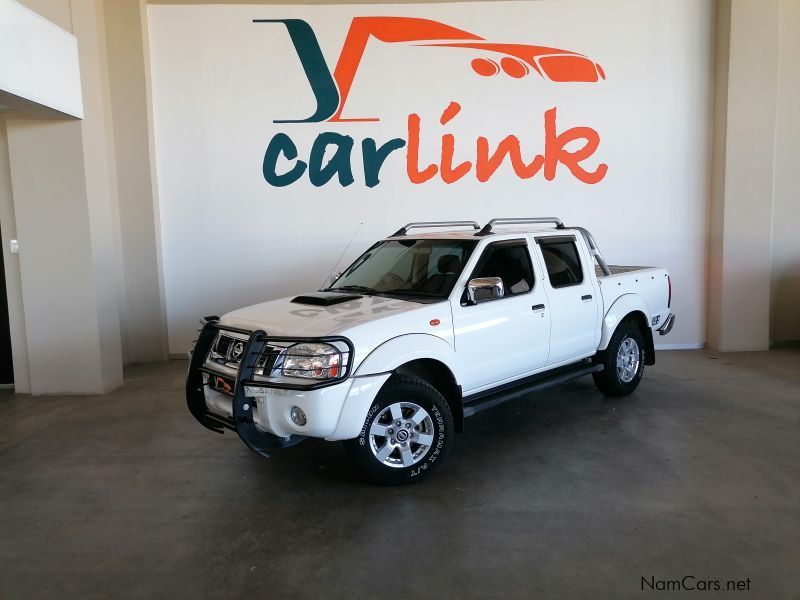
462,361,603,418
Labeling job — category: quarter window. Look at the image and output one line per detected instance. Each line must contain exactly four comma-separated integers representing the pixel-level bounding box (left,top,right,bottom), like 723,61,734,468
539,239,584,288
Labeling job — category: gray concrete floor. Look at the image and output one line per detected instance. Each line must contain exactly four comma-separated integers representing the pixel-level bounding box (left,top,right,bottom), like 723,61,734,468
0,350,798,600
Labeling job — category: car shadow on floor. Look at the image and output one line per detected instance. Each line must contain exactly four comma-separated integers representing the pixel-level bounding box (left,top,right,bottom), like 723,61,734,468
234,376,634,491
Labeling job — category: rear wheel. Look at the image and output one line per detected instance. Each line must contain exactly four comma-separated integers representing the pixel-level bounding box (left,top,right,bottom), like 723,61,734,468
344,375,453,485
592,319,646,396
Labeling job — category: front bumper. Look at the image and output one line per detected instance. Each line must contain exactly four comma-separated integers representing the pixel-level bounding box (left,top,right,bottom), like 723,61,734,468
186,319,387,457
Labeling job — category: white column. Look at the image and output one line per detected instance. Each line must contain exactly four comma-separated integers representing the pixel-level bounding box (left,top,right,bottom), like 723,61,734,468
707,0,779,351
6,118,123,393
769,0,800,344
103,0,169,362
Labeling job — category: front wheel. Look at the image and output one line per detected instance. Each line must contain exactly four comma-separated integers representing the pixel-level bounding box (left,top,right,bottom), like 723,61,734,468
592,319,646,396
344,375,454,485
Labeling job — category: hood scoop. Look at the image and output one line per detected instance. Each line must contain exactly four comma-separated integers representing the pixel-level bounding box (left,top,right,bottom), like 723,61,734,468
290,292,362,307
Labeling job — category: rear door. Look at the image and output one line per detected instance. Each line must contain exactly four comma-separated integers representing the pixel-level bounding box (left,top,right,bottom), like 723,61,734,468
451,239,551,393
535,235,600,366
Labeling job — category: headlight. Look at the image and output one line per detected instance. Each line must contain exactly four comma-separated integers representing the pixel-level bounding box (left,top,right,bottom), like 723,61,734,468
281,343,341,380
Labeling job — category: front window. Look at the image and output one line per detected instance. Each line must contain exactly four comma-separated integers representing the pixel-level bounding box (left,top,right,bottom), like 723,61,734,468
327,239,477,300
463,241,535,304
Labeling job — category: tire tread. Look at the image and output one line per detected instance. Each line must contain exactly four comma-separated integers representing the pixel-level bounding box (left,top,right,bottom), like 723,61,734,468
344,374,454,485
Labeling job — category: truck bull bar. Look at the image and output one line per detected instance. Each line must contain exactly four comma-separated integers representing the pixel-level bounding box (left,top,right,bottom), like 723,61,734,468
186,318,354,457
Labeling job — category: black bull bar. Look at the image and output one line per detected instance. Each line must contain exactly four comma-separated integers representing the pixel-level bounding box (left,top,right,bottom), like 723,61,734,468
186,318,353,457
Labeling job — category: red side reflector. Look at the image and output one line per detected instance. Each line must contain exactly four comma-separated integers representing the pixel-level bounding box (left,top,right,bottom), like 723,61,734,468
430,319,440,327
667,276,672,308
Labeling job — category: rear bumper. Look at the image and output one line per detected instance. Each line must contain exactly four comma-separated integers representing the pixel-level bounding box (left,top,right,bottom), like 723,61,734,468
658,313,676,336
186,319,388,457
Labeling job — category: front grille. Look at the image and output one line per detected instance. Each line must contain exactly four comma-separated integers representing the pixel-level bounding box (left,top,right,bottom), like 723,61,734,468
216,335,233,358
208,332,282,374
209,334,246,367
256,346,282,373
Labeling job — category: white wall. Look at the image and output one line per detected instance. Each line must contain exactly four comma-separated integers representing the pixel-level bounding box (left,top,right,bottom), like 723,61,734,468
0,0,82,117
148,0,712,354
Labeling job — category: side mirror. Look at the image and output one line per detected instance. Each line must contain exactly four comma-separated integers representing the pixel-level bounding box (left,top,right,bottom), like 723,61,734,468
467,277,504,304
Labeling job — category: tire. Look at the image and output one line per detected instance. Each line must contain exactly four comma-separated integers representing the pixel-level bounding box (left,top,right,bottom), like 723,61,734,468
592,319,646,396
344,375,454,485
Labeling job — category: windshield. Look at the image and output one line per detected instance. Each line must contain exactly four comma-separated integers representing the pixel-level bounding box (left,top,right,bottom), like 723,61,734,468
328,239,478,300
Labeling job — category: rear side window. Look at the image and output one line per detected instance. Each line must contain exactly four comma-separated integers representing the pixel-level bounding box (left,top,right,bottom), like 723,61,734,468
539,239,584,288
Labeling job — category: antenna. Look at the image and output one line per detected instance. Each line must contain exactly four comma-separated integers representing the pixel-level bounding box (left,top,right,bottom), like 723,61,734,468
319,221,363,290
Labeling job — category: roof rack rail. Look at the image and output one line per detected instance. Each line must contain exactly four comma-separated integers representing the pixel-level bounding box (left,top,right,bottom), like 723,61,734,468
391,221,481,237
476,217,564,236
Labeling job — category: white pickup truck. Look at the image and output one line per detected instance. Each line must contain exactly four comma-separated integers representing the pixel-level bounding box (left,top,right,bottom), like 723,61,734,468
187,218,674,484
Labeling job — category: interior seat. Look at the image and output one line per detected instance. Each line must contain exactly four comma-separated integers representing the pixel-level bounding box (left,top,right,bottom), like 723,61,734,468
418,254,461,294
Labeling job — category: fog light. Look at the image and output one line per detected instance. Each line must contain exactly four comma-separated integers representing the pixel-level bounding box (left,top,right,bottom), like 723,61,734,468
290,406,307,426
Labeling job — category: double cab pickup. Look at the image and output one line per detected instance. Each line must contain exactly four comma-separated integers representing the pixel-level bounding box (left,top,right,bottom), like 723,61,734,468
187,217,675,484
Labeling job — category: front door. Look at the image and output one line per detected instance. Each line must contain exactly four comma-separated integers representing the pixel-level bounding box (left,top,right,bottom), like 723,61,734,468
451,240,551,394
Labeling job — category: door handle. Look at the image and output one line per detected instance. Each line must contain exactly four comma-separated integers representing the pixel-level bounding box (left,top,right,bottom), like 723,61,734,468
581,294,593,301
532,304,545,311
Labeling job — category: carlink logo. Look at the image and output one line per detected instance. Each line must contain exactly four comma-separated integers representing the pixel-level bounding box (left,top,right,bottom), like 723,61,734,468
258,16,608,188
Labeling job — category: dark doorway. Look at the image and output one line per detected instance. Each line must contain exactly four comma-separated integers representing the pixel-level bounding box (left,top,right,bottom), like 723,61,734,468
0,220,13,385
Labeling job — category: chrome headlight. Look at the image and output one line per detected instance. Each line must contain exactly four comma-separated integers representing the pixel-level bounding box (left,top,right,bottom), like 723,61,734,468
281,343,341,380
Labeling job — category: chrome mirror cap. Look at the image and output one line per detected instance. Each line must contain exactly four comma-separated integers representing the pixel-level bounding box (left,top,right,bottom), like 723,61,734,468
467,277,504,304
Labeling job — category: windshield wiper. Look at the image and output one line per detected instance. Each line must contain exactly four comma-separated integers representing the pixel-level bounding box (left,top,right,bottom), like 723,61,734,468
327,285,379,295
381,288,441,298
